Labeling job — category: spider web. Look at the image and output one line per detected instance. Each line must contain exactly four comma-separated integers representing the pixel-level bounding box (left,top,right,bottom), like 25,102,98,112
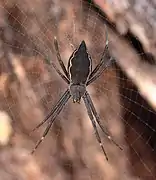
0,0,156,179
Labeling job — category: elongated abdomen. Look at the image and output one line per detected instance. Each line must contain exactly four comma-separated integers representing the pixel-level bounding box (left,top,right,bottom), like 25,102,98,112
68,41,91,85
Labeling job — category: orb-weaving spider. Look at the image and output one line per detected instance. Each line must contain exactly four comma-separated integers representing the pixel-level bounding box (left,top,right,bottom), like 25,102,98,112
31,28,122,160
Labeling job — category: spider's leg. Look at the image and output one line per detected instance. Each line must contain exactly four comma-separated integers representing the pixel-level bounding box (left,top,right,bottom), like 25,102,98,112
31,120,53,154
45,56,70,84
85,91,123,150
88,24,108,80
30,89,70,133
89,42,108,80
31,90,71,154
54,37,70,79
83,93,108,161
87,56,114,86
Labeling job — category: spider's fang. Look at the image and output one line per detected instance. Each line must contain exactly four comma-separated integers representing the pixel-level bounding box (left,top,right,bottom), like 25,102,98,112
73,99,80,103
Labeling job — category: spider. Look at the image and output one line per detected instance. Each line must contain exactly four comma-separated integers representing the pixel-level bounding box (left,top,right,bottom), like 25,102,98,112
31,29,123,161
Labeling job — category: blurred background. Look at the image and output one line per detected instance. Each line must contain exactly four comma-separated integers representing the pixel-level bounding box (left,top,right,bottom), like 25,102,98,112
0,0,156,179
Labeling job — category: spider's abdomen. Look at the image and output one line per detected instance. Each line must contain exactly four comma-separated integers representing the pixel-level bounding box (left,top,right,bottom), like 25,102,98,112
68,41,92,85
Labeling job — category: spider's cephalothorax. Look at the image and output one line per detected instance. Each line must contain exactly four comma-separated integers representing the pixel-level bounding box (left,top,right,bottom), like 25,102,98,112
31,33,123,161
69,84,86,103
68,40,91,103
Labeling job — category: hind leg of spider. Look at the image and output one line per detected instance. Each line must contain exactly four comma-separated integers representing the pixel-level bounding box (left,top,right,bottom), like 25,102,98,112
85,91,123,150
54,37,70,79
45,56,70,84
89,43,109,81
30,89,70,134
87,53,114,86
31,90,71,154
83,94,108,161
88,24,109,81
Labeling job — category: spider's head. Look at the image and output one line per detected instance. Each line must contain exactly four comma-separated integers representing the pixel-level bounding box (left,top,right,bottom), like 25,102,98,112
70,84,86,103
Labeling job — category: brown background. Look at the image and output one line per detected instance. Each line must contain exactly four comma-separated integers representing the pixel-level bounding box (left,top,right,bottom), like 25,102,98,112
0,0,156,180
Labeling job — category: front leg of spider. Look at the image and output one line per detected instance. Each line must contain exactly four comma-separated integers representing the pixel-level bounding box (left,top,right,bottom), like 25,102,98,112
85,91,123,151
31,89,71,154
83,94,109,160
